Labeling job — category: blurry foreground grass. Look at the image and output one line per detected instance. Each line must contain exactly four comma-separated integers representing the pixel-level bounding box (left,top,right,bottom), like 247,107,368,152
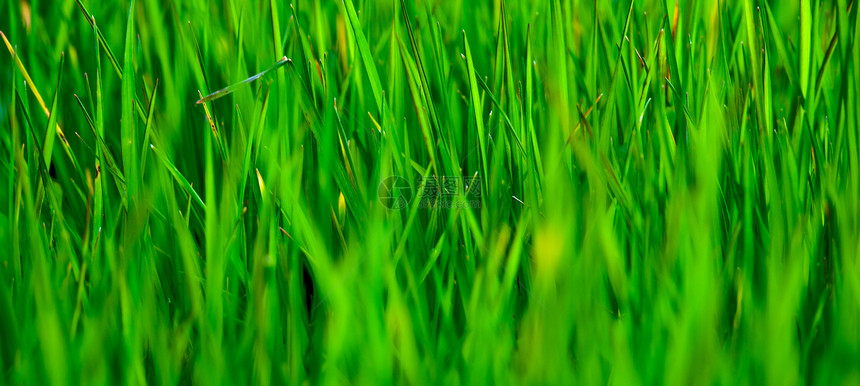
2,0,860,384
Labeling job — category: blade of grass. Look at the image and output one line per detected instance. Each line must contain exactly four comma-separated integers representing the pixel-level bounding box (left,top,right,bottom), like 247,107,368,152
342,0,385,117
121,0,139,201
42,52,64,171
462,30,489,195
196,56,291,104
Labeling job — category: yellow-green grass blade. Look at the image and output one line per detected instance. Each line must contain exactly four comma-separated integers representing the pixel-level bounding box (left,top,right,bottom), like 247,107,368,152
1,32,83,180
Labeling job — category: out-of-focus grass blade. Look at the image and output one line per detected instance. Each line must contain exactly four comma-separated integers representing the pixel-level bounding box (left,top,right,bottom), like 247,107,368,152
814,32,838,96
800,0,812,96
661,0,688,150
549,0,571,137
524,25,544,186
196,56,290,104
762,2,799,90
743,0,770,139
121,0,139,200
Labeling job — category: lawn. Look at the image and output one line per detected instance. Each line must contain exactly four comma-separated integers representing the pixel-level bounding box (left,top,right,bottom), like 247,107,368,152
1,0,860,384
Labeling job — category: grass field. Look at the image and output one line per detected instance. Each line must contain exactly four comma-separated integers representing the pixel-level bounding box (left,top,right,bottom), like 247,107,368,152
2,0,860,384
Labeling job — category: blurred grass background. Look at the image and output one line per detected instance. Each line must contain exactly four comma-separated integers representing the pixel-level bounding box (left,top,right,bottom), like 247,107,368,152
2,0,860,384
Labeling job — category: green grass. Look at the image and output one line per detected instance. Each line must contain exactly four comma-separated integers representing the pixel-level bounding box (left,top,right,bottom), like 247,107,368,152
1,0,860,384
